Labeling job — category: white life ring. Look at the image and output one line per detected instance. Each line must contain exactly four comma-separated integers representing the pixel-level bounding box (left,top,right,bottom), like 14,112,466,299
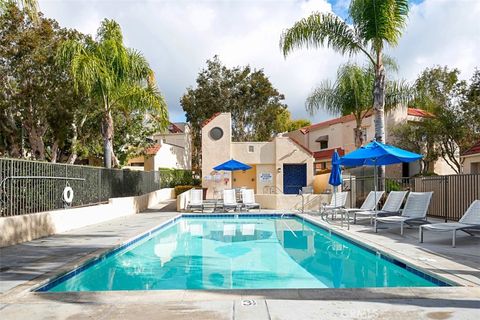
63,186,74,204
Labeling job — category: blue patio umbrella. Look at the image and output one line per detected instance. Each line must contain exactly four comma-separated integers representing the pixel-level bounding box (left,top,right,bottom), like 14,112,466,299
339,140,423,167
339,140,422,216
213,159,252,171
329,149,343,208
329,149,343,187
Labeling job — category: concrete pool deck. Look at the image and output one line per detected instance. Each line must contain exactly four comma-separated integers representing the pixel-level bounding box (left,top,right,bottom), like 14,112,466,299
0,205,479,319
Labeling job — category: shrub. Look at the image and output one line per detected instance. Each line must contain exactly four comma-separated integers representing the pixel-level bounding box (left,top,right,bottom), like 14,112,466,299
385,179,402,192
159,168,197,188
174,185,196,197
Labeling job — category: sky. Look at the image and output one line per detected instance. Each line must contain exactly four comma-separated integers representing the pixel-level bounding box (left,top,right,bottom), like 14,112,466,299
38,0,480,124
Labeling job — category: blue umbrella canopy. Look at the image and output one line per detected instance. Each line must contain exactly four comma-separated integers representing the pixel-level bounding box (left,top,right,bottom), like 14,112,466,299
213,159,252,171
329,149,343,187
339,141,422,167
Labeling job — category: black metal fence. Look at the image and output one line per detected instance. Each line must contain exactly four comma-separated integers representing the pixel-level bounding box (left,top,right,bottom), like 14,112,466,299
344,174,480,221
0,158,161,217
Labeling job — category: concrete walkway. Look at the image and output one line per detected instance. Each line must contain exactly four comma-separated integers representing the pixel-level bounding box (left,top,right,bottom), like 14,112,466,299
0,200,178,293
1,205,479,319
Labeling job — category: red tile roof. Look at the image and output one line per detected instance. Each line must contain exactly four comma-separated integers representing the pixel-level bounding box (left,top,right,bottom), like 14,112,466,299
313,148,345,160
407,108,434,118
288,137,314,155
145,144,161,155
299,111,373,134
298,108,433,135
201,112,222,128
168,122,183,133
462,140,480,156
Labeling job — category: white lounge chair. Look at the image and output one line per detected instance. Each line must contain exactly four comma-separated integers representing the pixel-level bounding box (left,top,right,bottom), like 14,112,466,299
419,200,480,247
241,189,260,210
187,189,204,212
321,191,348,219
344,191,384,223
352,191,408,224
375,191,433,235
223,189,240,212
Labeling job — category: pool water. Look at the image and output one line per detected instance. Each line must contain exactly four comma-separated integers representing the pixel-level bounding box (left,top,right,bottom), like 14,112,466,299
47,216,441,291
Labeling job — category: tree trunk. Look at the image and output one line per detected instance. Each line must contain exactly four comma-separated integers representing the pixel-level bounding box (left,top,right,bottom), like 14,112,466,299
373,51,387,186
0,110,22,158
50,140,59,163
101,111,114,168
354,118,365,148
25,126,46,160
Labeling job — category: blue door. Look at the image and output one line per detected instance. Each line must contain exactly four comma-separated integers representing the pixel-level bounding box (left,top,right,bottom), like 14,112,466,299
283,164,307,194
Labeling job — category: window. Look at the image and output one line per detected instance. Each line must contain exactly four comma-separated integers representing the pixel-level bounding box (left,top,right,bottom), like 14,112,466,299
320,140,328,150
472,162,480,174
209,127,224,140
248,145,254,153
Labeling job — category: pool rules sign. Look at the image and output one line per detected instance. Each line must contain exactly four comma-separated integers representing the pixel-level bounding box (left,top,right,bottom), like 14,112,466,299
259,173,273,183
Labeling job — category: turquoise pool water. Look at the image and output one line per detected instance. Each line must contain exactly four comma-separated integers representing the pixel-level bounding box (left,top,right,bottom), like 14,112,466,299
46,216,442,291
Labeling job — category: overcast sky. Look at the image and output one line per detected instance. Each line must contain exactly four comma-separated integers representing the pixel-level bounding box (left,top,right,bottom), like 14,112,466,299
39,0,480,123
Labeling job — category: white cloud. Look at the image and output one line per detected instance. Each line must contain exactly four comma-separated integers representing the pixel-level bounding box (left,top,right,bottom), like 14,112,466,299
390,0,480,81
38,0,480,124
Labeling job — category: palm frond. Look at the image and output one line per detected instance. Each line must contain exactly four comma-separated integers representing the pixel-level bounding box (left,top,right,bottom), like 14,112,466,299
385,79,415,111
280,12,374,64
350,0,409,49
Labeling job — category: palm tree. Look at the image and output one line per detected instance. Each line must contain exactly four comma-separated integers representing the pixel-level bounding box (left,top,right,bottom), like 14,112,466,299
280,0,409,145
58,19,168,168
307,63,412,148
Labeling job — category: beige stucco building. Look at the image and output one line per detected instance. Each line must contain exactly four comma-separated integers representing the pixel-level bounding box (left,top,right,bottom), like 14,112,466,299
201,113,314,198
126,122,192,171
286,106,457,177
461,140,480,174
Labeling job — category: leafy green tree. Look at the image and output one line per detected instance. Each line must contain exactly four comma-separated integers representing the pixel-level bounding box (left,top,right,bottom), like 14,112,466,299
0,0,38,22
274,109,311,133
307,63,412,148
394,66,479,174
392,121,440,175
58,19,168,168
181,56,291,172
0,4,92,161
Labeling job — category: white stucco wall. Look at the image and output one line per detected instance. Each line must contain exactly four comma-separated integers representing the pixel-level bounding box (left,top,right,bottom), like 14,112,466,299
0,188,175,247
202,113,233,198
462,154,480,174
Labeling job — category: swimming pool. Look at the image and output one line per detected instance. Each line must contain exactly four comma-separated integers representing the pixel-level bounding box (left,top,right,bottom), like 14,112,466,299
41,215,449,291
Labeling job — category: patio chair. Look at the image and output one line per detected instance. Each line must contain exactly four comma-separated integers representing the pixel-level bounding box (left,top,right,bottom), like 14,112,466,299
187,189,204,212
419,200,480,247
241,189,260,211
344,191,384,223
375,191,433,235
321,191,348,219
352,191,408,224
223,189,240,212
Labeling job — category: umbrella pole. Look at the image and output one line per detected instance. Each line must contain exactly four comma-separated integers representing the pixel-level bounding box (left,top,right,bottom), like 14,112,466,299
373,160,378,228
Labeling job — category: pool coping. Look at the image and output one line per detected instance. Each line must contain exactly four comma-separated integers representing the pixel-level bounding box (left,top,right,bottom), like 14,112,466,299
2,212,478,303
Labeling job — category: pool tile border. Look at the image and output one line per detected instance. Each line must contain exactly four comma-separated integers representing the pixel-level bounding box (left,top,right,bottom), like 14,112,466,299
35,213,453,292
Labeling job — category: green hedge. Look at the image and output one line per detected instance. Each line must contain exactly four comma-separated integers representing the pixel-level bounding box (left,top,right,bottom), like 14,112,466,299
159,168,200,188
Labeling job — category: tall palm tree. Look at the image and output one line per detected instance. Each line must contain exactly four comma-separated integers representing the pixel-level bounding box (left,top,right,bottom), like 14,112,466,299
280,0,409,145
58,19,168,168
307,63,412,148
